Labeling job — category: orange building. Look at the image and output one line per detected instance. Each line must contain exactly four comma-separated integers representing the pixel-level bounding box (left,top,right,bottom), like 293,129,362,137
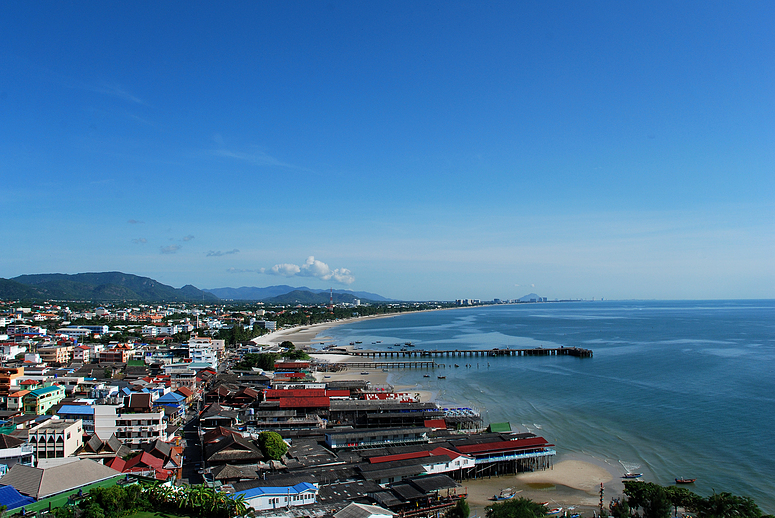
0,366,24,397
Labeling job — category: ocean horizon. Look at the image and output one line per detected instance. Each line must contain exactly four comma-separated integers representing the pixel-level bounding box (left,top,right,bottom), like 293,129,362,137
315,300,775,513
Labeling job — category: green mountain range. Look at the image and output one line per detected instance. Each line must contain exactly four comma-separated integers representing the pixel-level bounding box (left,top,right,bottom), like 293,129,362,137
2,272,218,303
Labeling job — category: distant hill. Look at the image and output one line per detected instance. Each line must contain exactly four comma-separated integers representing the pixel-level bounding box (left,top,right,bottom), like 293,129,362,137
5,272,219,303
263,290,362,305
518,293,542,302
205,285,393,302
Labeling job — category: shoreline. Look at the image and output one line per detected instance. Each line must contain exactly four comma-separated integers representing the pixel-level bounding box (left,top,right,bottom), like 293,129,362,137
255,309,627,510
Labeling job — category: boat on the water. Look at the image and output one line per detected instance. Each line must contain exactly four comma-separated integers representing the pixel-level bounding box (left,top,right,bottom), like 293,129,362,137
547,508,563,515
437,376,446,379
675,477,696,484
623,473,643,479
423,374,430,377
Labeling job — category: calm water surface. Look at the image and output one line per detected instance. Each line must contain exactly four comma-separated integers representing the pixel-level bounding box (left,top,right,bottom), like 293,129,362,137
317,300,775,512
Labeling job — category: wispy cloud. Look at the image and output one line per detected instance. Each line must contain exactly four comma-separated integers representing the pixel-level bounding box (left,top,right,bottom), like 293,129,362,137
227,267,264,274
267,256,355,285
160,245,181,254
16,57,146,105
128,219,144,224
182,235,195,242
132,238,147,244
211,145,315,174
207,249,240,257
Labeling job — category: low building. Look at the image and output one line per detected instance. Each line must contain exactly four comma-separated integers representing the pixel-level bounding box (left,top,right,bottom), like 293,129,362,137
29,419,83,460
0,458,121,500
23,385,66,414
233,481,318,512
56,405,95,433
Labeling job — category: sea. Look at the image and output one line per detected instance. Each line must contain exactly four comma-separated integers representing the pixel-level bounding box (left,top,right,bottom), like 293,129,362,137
315,300,775,512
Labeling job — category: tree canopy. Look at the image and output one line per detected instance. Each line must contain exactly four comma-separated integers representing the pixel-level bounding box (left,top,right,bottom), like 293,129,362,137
258,431,288,460
486,497,547,518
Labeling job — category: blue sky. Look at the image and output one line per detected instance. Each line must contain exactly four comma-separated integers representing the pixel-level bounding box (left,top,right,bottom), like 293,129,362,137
1,1,773,301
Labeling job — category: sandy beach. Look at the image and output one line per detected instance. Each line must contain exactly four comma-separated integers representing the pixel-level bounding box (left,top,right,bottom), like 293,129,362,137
254,313,625,514
256,313,403,348
462,457,621,516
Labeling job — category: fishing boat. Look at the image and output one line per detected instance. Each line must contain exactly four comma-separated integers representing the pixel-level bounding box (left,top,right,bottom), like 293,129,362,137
623,473,643,479
675,477,696,484
491,488,520,501
423,374,430,377
547,508,563,515
437,375,446,379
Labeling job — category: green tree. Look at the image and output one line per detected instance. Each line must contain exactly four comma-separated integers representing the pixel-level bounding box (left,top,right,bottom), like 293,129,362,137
257,431,288,460
610,497,631,518
280,340,295,349
624,481,671,518
697,492,762,518
486,497,547,518
446,498,471,518
664,486,700,516
81,502,106,518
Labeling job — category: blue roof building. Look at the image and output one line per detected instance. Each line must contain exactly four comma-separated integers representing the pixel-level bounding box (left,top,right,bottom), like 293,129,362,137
0,484,36,510
234,482,317,512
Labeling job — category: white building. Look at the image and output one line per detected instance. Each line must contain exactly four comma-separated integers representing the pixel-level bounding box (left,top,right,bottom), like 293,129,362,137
29,419,83,461
56,327,92,338
93,404,166,447
0,343,27,361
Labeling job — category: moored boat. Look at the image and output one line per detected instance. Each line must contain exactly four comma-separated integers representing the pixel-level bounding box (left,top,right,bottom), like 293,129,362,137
547,508,563,515
491,488,520,501
675,477,696,484
623,473,643,479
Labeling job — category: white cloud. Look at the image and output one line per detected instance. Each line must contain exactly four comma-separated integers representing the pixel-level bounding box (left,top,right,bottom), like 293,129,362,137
131,238,147,244
160,245,181,254
266,256,355,284
207,249,239,257
270,263,302,277
182,235,195,242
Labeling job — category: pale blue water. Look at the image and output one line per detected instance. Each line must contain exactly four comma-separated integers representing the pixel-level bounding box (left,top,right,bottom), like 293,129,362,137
317,301,775,512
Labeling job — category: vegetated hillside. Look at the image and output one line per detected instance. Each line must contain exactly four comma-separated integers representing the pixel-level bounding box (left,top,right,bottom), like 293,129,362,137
0,278,41,299
8,272,219,302
205,285,392,302
264,290,361,305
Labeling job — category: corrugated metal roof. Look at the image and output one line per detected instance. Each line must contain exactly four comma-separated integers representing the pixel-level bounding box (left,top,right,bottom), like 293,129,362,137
454,436,552,454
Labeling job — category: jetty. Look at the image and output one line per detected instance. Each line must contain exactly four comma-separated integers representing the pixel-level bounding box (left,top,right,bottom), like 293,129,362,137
334,360,437,369
344,346,593,359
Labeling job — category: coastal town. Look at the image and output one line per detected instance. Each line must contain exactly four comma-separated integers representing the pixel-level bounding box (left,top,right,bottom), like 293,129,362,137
0,299,618,518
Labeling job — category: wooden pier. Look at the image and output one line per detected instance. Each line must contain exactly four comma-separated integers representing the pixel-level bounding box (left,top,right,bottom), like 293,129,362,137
347,346,593,359
336,361,437,369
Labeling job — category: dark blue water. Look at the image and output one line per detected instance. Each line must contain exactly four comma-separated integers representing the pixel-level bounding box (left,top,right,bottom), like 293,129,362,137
318,301,775,512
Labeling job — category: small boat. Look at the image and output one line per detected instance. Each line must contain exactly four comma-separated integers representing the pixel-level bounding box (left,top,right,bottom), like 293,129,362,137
355,341,362,344
423,374,430,378
360,372,369,375
437,376,446,379
491,488,520,501
454,364,460,368
623,473,643,479
547,508,563,516
675,477,696,484
376,340,382,343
